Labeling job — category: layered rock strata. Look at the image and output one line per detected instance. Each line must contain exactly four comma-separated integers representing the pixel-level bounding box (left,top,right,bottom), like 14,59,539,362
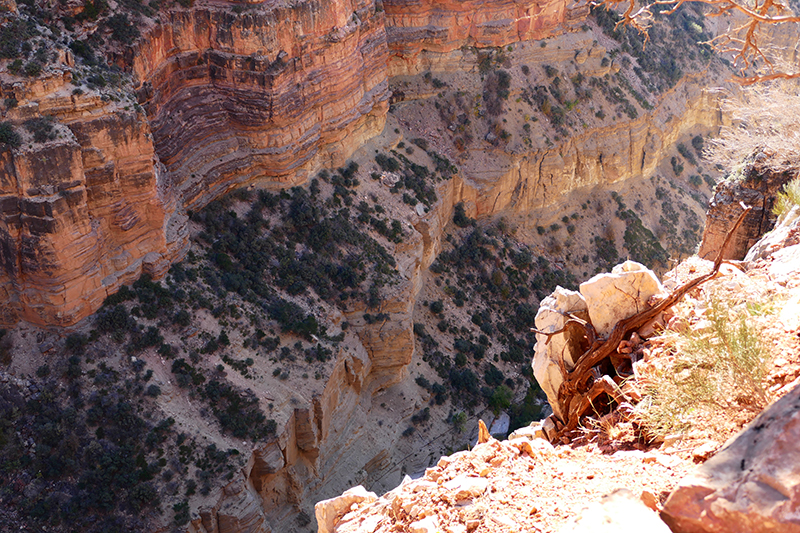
383,0,576,76
0,0,391,326
130,0,390,210
0,70,186,326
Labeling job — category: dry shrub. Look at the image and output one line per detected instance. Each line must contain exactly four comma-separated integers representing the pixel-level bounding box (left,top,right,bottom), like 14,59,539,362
635,297,770,440
707,81,800,173
773,177,800,218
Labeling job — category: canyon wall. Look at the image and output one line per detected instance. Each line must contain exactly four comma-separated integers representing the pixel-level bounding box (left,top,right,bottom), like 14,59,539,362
130,0,390,210
460,77,722,219
0,70,186,326
0,0,390,326
383,0,577,76
0,0,586,327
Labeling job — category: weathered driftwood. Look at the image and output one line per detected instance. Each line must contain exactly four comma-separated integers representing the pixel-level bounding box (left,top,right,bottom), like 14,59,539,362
533,205,752,442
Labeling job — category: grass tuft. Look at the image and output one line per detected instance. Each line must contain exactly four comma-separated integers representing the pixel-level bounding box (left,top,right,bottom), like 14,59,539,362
772,177,800,218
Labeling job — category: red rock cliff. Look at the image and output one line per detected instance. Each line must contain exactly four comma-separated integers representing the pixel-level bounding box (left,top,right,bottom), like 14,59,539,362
383,0,574,74
0,0,390,326
130,0,390,209
0,69,185,326
0,0,578,327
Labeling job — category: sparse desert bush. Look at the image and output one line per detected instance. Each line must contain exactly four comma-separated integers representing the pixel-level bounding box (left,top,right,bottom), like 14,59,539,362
0,122,21,148
635,298,770,440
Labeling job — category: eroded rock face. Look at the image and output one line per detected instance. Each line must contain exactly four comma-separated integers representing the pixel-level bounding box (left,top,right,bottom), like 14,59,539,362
0,0,390,327
383,0,573,75
0,96,187,326
661,381,800,533
130,1,390,209
698,165,797,260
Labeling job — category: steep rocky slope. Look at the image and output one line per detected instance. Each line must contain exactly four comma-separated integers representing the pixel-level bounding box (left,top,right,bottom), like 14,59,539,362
316,189,800,533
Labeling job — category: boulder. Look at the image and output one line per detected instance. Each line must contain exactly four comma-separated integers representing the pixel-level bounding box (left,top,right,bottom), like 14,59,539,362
745,205,800,263
315,485,378,533
532,286,589,421
579,261,662,337
489,412,510,436
559,489,671,533
508,422,546,441
662,381,800,533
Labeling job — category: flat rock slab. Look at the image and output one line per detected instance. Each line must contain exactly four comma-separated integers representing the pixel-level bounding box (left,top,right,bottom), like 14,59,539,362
662,381,800,533
559,488,671,533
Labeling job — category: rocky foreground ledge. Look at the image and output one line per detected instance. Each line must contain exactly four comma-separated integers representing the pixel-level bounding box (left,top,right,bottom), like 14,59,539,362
315,204,800,533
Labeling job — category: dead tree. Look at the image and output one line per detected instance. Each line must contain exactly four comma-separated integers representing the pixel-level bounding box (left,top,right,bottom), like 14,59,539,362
592,0,800,84
534,205,751,442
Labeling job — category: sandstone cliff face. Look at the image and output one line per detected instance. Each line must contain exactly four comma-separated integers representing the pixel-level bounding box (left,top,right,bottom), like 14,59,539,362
0,70,186,326
130,0,390,210
0,0,391,326
383,0,576,76
460,80,720,218
698,165,797,260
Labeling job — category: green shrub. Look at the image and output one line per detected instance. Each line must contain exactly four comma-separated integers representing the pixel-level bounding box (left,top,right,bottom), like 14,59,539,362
24,116,56,143
773,177,800,218
0,122,21,148
23,60,42,77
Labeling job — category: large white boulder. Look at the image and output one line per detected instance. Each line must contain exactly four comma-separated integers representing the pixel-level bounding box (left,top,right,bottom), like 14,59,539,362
579,261,663,337
532,286,589,421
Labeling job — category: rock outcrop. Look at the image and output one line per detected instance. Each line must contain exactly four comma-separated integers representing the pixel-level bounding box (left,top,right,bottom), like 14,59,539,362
662,380,800,533
698,164,797,260
579,261,662,337
130,0,390,210
532,261,661,422
383,0,574,75
0,70,187,326
0,0,390,327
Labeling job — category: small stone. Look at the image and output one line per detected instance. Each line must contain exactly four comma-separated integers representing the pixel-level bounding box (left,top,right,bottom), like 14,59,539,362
641,490,659,511
691,441,718,462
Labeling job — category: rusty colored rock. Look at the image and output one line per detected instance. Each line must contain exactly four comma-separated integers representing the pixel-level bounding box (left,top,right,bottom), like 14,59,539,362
662,381,800,533
384,0,572,74
698,164,796,261
129,1,390,210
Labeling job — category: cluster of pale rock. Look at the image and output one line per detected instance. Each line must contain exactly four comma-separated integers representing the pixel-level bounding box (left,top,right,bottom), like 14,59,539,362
532,260,664,438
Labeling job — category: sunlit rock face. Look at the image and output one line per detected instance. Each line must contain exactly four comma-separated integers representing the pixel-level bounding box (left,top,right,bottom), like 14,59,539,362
383,0,574,75
130,0,391,210
0,0,390,327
